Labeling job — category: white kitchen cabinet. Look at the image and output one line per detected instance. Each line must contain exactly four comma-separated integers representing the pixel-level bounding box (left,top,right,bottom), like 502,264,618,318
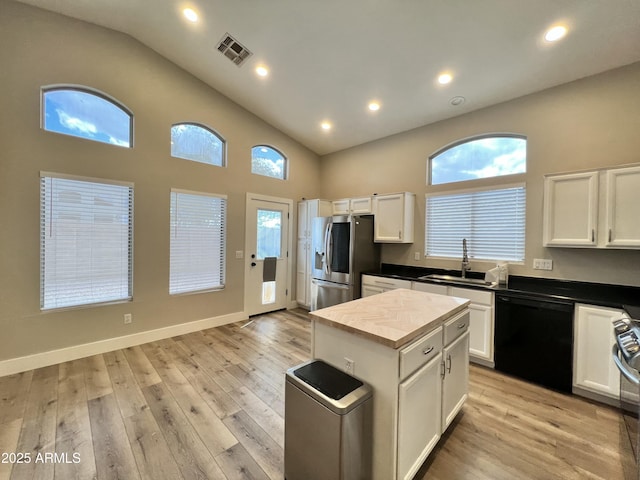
543,164,640,249
373,192,415,243
573,303,622,400
412,281,448,295
543,171,599,247
449,286,494,366
441,330,469,431
397,355,442,480
296,199,331,308
361,274,411,297
331,196,372,215
604,165,640,247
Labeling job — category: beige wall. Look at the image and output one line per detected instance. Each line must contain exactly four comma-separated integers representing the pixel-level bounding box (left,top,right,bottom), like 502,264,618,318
319,62,640,287
0,2,322,362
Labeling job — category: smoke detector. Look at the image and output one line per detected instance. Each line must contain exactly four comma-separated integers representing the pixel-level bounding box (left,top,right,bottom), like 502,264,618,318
217,33,253,66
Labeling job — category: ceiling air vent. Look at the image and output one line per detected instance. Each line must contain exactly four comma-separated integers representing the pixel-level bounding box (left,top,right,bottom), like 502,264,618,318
216,33,253,66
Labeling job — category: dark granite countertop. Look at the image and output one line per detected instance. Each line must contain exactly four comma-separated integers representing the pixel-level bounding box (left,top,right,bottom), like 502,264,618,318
366,263,640,310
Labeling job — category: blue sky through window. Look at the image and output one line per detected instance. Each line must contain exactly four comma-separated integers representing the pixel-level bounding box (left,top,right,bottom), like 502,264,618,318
251,145,286,179
430,136,526,185
43,88,132,147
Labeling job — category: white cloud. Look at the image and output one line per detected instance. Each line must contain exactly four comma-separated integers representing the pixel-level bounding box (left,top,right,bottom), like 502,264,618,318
57,109,97,136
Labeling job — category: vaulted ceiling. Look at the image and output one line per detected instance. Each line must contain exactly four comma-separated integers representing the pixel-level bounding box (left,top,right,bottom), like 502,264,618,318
14,0,640,155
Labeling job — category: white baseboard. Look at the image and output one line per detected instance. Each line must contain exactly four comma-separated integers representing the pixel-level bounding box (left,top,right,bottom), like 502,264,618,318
0,311,247,378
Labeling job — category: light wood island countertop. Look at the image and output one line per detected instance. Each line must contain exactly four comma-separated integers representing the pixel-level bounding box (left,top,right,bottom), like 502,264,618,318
310,288,470,349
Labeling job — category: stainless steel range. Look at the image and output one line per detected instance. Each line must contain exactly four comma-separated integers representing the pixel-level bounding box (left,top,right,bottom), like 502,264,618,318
612,306,640,480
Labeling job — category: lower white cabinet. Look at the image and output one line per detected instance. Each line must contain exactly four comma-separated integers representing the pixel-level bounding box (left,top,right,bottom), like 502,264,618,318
397,355,442,480
361,275,412,297
573,303,622,400
413,281,494,366
442,330,469,431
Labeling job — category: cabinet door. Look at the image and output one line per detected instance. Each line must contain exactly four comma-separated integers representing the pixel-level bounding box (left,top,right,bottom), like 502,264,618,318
574,304,621,399
467,303,493,362
373,193,414,243
361,284,383,297
332,199,350,215
442,331,469,432
397,355,442,480
412,282,448,295
605,166,640,248
350,196,372,214
543,172,598,247
296,238,308,305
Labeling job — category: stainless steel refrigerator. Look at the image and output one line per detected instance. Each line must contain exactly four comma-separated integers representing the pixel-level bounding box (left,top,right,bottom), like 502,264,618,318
311,215,380,310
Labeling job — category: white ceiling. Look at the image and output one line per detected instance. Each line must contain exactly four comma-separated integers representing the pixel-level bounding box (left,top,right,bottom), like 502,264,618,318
15,0,640,155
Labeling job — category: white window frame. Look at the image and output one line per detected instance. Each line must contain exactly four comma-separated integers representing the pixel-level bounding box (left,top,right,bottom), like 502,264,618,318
40,172,134,310
169,188,227,295
170,122,226,167
425,183,526,263
251,145,288,180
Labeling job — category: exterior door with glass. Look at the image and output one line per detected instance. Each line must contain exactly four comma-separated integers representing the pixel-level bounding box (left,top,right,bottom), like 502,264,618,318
245,194,291,316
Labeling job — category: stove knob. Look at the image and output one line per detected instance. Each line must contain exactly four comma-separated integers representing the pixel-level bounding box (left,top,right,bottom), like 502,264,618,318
627,344,640,355
613,318,631,333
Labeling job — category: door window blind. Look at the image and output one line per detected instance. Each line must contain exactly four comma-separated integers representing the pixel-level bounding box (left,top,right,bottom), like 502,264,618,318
425,185,525,262
170,189,226,295
40,173,133,310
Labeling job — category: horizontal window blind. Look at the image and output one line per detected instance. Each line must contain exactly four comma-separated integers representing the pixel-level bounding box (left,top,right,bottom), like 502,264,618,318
426,185,525,262
170,190,226,295
40,174,133,310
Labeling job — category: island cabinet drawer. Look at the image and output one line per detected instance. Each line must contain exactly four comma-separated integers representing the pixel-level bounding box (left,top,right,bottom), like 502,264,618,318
399,326,443,380
444,310,470,346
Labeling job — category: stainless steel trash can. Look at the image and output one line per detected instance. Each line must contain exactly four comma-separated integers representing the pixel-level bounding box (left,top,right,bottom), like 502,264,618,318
284,359,372,480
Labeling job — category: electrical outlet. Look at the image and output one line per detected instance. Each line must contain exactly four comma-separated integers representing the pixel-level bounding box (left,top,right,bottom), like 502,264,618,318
344,357,355,375
533,258,553,270
235,250,243,259
124,313,132,324
414,251,420,261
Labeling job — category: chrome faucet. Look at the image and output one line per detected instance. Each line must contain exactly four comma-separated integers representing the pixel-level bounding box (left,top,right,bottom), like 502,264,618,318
461,238,470,278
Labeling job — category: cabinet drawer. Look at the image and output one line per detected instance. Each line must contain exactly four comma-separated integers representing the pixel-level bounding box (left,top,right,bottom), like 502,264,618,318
363,275,411,290
400,326,443,380
444,310,470,346
449,287,493,306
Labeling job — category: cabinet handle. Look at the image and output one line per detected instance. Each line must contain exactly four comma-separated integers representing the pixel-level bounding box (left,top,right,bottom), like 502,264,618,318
457,323,466,330
609,229,612,243
422,346,434,355
440,361,446,379
398,230,402,240
447,354,452,373
592,229,595,242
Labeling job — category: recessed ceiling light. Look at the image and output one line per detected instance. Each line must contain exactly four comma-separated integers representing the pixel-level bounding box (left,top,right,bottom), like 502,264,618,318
450,96,466,106
438,73,453,85
544,25,568,42
368,102,381,112
256,66,269,77
183,8,198,23
321,122,332,131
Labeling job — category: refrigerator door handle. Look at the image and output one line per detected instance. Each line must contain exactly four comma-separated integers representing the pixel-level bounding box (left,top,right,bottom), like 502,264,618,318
324,222,332,275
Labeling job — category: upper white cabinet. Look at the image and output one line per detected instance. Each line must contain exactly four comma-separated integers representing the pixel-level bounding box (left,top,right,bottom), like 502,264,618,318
296,199,331,308
543,171,598,247
332,196,373,215
605,166,640,247
373,192,415,243
543,165,640,249
573,303,622,401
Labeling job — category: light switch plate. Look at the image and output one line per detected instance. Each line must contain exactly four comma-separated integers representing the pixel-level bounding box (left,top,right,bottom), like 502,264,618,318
235,250,244,259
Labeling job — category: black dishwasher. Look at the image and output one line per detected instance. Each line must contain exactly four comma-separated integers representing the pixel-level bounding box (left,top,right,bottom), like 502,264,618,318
495,292,574,393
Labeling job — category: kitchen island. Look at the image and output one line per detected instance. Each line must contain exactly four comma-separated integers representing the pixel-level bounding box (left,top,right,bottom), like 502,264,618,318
310,288,470,480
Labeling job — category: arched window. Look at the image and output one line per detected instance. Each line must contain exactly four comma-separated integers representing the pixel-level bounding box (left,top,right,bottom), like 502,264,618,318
171,123,225,167
251,145,287,180
42,86,133,147
425,134,527,262
429,134,526,185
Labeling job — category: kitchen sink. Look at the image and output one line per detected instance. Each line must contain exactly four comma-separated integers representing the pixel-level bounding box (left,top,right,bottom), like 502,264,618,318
418,274,497,287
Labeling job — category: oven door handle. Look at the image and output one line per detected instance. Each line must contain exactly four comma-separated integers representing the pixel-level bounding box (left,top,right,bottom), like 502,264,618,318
612,344,640,386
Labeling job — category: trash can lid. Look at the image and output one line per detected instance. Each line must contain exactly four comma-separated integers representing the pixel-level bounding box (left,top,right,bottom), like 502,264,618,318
293,360,363,401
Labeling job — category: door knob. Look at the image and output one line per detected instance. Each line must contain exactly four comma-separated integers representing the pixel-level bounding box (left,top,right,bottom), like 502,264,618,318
251,262,257,267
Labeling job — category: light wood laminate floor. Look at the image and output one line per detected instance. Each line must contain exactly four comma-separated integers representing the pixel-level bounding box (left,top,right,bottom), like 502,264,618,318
0,309,636,480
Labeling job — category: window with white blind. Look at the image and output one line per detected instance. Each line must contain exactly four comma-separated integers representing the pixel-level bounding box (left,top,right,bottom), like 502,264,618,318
40,173,133,310
425,185,526,262
170,190,226,295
